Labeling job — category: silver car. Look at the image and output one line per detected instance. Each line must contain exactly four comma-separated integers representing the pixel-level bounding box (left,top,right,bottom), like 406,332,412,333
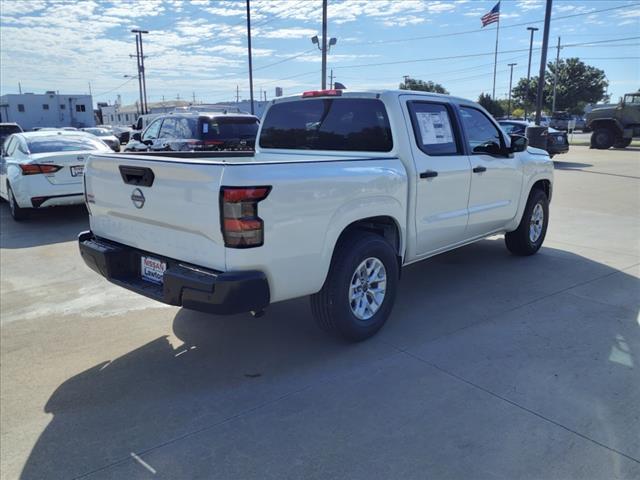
81,127,120,152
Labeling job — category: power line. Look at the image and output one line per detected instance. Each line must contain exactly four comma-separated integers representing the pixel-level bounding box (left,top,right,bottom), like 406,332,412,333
332,36,640,70
347,3,640,47
92,77,137,97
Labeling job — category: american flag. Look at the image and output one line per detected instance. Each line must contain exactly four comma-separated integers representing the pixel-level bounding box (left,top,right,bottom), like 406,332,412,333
481,1,501,27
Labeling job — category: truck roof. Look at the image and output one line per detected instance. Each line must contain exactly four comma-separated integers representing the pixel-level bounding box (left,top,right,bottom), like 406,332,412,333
272,89,477,107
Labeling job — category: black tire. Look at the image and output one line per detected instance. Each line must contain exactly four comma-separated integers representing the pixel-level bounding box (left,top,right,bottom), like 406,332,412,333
7,184,29,221
505,188,549,256
591,128,615,149
613,138,632,149
310,232,399,342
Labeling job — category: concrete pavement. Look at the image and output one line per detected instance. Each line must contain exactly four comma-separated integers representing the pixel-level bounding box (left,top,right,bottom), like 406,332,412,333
1,146,638,479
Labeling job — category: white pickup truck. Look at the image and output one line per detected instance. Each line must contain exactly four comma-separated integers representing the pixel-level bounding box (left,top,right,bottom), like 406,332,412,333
79,89,553,341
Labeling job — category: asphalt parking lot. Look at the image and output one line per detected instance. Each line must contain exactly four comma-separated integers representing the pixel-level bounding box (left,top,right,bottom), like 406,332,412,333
1,146,639,480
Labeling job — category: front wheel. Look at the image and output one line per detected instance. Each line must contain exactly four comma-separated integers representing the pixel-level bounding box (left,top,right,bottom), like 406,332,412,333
591,128,615,149
505,188,549,256
310,232,399,342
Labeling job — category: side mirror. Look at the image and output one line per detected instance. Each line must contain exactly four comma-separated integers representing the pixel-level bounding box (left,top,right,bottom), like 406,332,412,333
473,141,503,156
510,134,528,153
131,132,142,141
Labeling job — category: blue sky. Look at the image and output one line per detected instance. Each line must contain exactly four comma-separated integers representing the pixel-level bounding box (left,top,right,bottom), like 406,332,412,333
1,0,638,107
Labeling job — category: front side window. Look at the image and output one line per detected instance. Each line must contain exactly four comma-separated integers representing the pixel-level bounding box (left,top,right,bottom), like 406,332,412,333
260,98,393,152
142,119,162,141
459,106,503,154
409,102,459,156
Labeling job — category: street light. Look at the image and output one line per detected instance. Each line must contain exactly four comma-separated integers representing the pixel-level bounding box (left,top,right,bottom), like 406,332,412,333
525,26,539,120
508,63,517,118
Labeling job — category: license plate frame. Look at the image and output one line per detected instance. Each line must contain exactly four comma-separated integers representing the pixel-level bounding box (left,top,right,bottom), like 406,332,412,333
70,165,84,177
140,256,167,285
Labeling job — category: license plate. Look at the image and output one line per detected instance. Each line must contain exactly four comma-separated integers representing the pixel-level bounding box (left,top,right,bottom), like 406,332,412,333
70,165,84,177
141,256,167,284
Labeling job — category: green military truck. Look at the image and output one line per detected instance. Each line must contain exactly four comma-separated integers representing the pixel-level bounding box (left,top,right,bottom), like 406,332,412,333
586,91,640,149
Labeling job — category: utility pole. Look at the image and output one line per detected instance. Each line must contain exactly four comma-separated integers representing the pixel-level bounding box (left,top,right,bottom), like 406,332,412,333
525,26,538,120
551,36,561,113
132,35,144,114
18,82,22,94
329,69,334,89
535,0,553,125
321,0,327,89
192,92,196,103
507,63,517,118
246,0,255,115
236,85,240,103
88,81,92,96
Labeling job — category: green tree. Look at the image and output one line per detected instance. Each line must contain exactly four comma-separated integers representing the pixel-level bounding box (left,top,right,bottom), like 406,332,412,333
512,58,608,114
399,78,449,94
477,92,504,117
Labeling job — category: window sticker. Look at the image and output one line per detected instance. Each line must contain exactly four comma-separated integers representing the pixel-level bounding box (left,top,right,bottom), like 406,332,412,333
416,111,453,145
202,123,209,133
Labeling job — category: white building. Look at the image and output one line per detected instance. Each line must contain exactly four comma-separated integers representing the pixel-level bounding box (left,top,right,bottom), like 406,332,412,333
0,91,95,130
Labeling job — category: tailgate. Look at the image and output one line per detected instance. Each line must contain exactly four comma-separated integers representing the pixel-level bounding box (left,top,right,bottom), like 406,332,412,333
85,154,227,271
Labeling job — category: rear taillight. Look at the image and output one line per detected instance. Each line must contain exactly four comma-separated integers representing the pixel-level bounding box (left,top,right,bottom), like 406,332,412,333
220,186,271,248
20,164,62,175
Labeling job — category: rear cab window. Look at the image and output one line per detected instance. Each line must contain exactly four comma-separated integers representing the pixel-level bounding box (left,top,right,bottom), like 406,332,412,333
27,135,108,153
259,97,393,152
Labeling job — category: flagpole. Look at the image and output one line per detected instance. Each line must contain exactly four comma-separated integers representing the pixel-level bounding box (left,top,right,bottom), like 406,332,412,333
492,13,500,99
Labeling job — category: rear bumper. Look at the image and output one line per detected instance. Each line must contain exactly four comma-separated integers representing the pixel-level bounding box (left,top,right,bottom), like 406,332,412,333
78,231,270,315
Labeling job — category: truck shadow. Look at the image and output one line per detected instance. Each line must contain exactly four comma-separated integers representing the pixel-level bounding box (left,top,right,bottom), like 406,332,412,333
18,241,640,479
0,203,88,249
553,160,593,169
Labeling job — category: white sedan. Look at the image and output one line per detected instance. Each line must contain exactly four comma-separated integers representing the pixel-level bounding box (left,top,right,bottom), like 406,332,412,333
0,130,112,220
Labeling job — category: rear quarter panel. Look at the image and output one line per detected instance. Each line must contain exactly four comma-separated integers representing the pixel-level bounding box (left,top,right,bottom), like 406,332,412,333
222,159,408,302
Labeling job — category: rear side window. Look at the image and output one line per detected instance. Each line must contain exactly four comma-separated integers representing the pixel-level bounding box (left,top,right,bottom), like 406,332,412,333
408,102,460,156
202,117,258,141
259,98,393,152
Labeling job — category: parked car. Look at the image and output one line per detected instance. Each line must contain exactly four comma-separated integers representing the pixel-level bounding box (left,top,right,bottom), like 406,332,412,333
81,127,120,152
124,111,260,152
0,123,23,145
131,113,162,132
80,89,553,341
549,111,571,130
0,130,112,220
586,91,640,149
110,125,133,144
572,115,586,132
499,120,569,158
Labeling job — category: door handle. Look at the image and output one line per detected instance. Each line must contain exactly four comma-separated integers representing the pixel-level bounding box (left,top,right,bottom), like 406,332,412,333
420,170,438,179
473,166,487,173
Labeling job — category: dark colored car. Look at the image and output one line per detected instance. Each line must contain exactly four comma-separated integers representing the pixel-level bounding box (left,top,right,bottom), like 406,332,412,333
124,112,260,152
0,123,23,146
499,120,569,158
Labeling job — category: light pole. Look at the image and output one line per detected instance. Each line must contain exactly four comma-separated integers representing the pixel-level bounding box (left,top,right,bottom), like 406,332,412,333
535,0,553,126
246,0,254,114
508,63,517,118
311,0,337,89
551,36,561,113
131,29,149,114
525,26,538,120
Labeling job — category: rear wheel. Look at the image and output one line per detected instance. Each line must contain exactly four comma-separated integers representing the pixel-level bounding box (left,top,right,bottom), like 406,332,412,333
591,128,615,149
310,232,399,342
505,188,549,256
613,138,632,149
7,184,29,221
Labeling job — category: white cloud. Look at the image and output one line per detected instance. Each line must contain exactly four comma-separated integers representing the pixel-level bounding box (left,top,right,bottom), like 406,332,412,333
516,0,543,11
261,27,317,39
